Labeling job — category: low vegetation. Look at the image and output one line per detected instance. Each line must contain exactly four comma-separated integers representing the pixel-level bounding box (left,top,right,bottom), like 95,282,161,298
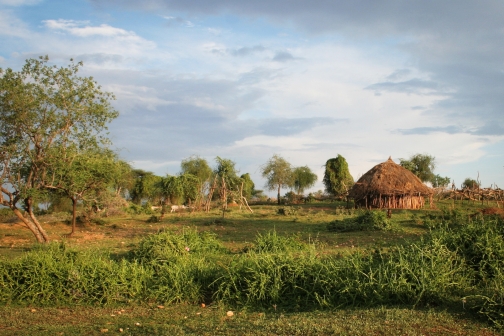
0,201,503,334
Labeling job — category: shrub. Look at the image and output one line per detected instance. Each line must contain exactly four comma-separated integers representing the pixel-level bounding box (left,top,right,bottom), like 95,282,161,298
246,230,313,254
327,210,393,232
130,227,227,264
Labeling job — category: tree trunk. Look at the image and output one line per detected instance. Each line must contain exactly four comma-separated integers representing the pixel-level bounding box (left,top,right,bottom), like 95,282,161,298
69,196,78,237
12,207,47,243
25,197,50,243
277,185,281,205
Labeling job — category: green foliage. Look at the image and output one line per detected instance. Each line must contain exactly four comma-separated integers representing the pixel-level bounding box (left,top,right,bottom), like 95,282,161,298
247,230,312,254
2,213,504,329
180,155,212,185
431,174,451,188
291,166,318,195
0,56,118,242
323,155,354,196
399,154,436,183
214,157,240,189
327,210,393,232
0,242,150,305
130,170,162,205
462,177,480,189
261,154,293,204
130,228,226,264
277,206,300,216
157,174,199,205
240,173,256,199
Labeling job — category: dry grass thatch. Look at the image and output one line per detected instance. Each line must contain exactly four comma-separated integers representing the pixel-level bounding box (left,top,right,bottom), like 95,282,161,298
349,157,433,209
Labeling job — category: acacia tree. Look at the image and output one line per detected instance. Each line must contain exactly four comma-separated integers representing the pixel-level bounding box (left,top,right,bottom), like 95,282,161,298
291,166,318,196
44,146,118,236
180,155,212,209
240,173,256,200
462,178,480,189
323,155,354,197
399,154,436,183
130,170,162,205
0,56,118,243
261,154,293,205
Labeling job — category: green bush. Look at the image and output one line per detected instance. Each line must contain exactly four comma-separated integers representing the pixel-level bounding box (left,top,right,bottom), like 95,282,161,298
327,210,393,232
246,230,313,254
130,227,227,264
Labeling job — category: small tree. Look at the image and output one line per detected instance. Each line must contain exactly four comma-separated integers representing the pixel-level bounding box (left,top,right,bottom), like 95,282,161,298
44,146,118,236
261,155,293,205
291,166,318,196
431,174,451,188
323,155,354,197
214,157,240,217
180,155,212,209
462,178,480,189
399,154,436,183
240,173,256,200
130,170,162,205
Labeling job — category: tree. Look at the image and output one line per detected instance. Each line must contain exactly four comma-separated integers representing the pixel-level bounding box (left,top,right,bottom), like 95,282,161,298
180,155,212,209
323,155,354,197
399,154,436,183
431,174,451,188
261,155,293,205
130,170,161,205
44,146,118,236
240,173,256,199
109,159,135,198
181,155,212,184
291,166,318,195
211,157,240,216
462,178,480,189
0,56,118,243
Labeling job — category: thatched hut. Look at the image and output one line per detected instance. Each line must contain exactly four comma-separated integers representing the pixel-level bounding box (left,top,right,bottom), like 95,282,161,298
349,157,433,209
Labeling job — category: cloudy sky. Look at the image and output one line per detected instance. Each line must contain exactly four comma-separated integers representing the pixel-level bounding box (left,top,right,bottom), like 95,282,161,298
1,0,503,193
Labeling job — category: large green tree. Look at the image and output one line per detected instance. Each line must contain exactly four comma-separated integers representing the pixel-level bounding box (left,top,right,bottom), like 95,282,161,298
399,154,436,183
291,166,318,195
261,154,293,204
0,56,118,243
323,155,354,197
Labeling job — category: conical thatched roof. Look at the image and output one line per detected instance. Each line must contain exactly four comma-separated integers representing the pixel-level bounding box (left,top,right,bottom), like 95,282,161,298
349,157,432,200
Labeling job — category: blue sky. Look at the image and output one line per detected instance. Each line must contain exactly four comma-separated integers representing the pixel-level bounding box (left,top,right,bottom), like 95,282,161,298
1,0,503,193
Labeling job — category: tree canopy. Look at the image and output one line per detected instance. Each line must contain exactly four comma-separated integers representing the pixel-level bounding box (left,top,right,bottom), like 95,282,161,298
0,56,118,243
291,166,318,195
399,154,436,183
261,154,293,204
462,178,480,189
323,155,354,197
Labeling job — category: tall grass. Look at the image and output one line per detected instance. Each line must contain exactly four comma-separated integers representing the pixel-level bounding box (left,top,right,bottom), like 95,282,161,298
0,243,150,305
0,215,503,328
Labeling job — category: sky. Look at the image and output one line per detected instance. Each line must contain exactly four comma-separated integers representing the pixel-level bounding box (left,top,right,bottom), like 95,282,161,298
1,0,503,195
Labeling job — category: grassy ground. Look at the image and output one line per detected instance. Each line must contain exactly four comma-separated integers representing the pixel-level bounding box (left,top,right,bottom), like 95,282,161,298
0,199,502,335
0,304,498,335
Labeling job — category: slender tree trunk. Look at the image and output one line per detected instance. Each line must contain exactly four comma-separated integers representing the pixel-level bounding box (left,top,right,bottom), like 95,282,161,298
69,196,78,237
277,185,281,205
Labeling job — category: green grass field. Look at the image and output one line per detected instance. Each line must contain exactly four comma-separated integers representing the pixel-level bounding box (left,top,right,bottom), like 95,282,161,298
0,200,502,335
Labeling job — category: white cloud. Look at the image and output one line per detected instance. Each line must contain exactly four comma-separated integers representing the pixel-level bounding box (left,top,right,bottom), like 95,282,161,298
0,10,31,37
0,0,41,5
43,19,144,39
